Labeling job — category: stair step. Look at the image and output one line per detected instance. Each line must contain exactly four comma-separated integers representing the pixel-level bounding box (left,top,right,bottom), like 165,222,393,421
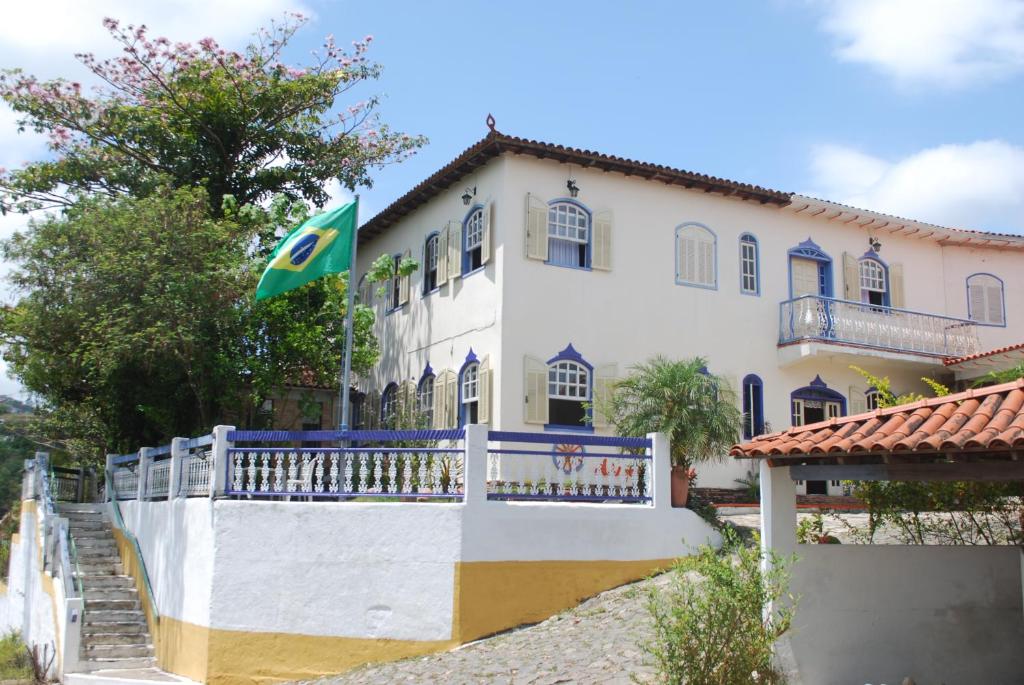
85,610,147,623
81,576,135,590
78,562,123,573
75,534,116,544
76,656,157,672
83,617,148,631
86,599,139,611
83,644,153,659
82,623,148,637
82,631,151,646
84,589,138,601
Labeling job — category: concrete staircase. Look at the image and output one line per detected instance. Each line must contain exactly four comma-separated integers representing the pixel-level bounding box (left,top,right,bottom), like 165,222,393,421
58,504,156,672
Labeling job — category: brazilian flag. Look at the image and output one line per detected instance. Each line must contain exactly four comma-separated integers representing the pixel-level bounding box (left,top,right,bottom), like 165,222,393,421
255,200,358,301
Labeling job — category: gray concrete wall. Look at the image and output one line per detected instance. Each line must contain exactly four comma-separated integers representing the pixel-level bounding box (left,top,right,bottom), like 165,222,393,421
789,545,1024,685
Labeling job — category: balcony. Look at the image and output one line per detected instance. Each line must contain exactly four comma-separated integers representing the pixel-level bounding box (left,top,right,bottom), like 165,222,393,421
778,295,980,365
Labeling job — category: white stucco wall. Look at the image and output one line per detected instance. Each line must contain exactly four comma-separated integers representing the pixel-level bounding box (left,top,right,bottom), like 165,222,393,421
119,498,216,628
789,545,1024,685
0,502,59,678
356,147,1024,490
208,500,463,641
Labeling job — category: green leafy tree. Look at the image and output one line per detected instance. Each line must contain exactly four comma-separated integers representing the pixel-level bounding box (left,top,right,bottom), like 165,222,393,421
0,187,381,458
598,356,742,468
0,15,425,215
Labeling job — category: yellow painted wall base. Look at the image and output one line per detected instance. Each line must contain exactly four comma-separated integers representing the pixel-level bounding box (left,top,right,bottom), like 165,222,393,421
452,559,673,643
110,517,672,684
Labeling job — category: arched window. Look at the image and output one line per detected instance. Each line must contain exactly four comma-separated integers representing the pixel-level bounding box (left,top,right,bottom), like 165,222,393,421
460,360,480,426
423,232,440,294
381,383,398,426
463,207,485,273
966,273,1005,325
547,201,590,268
859,257,888,306
742,374,764,439
790,376,845,427
739,234,759,295
356,273,371,305
787,238,832,298
675,223,716,289
865,388,881,411
417,366,435,425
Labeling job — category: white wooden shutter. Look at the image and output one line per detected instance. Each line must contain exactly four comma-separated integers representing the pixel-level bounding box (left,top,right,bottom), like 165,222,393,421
843,252,858,300
592,210,612,271
677,233,693,282
592,363,618,429
848,386,868,415
445,370,458,428
698,238,714,286
398,248,411,306
987,286,1005,324
524,355,548,424
447,220,462,282
436,229,449,285
431,372,447,429
366,390,380,429
480,201,493,266
969,282,987,322
478,355,492,425
400,380,417,419
889,263,905,309
525,193,548,261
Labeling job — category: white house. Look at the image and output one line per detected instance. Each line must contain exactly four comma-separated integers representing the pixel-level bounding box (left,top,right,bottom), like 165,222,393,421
352,125,1024,491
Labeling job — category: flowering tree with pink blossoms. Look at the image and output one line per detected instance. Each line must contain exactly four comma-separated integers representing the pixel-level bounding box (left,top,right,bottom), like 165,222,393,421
0,13,424,215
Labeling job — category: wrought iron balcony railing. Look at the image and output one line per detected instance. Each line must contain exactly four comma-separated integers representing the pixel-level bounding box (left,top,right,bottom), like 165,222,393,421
779,295,980,359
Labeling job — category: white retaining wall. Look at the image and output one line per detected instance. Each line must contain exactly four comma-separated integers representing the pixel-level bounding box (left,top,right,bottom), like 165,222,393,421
789,545,1024,685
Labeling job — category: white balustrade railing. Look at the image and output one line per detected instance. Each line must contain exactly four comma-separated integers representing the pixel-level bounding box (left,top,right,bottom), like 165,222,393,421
179,449,212,497
145,459,171,499
485,432,653,503
112,465,139,500
779,295,980,358
225,447,464,499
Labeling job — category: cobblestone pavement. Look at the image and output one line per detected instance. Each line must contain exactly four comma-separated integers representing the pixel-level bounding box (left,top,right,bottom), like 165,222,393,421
305,574,669,685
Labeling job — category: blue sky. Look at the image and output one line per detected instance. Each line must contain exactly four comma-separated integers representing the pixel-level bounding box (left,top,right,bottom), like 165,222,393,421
0,0,1022,395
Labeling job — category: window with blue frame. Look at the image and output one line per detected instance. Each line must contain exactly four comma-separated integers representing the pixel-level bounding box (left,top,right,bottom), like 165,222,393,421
417,372,435,425
463,208,484,273
547,201,590,268
386,254,401,310
739,234,759,295
742,374,764,439
966,273,1005,325
859,257,888,307
380,383,398,426
423,233,440,293
676,223,716,288
460,361,480,425
548,359,589,427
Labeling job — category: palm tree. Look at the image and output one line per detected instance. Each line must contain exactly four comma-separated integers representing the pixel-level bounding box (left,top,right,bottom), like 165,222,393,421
599,356,742,469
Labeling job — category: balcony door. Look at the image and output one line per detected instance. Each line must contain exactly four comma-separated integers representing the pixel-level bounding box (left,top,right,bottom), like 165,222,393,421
791,257,823,297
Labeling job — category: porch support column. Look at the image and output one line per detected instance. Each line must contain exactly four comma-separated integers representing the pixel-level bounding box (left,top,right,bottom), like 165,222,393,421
760,461,797,560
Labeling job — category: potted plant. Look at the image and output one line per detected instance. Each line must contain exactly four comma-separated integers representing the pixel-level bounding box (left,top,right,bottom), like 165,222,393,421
595,356,742,508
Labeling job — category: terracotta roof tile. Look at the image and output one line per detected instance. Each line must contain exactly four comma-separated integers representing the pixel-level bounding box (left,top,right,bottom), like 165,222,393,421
731,379,1024,459
944,342,1024,366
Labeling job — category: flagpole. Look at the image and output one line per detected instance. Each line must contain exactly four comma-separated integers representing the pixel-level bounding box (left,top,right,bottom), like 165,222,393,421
338,194,359,432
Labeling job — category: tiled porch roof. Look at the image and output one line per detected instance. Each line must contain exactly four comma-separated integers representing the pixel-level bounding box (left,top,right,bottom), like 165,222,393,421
731,379,1024,459
944,342,1024,367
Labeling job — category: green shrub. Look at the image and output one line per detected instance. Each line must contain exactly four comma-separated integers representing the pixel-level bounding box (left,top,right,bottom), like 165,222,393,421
642,529,796,684
0,631,34,680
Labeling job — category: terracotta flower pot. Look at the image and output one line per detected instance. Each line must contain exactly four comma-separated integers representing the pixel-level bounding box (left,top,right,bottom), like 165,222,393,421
670,465,691,508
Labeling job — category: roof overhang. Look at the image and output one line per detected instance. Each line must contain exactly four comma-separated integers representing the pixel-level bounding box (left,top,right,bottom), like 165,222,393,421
944,342,1024,381
731,379,1024,469
359,130,791,246
786,195,1024,251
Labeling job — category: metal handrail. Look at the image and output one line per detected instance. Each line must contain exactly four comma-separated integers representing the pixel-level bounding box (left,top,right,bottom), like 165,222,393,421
778,294,976,326
107,476,160,625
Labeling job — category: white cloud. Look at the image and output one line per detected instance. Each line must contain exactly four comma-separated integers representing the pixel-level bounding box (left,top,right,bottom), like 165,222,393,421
806,140,1024,233
816,0,1024,86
